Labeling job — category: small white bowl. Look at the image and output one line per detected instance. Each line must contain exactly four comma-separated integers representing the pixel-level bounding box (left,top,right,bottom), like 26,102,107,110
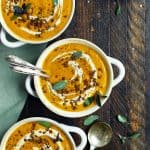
25,38,125,118
0,117,87,150
0,0,75,48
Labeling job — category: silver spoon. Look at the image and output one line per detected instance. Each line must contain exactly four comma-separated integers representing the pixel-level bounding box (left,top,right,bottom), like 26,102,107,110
88,122,113,150
5,55,50,79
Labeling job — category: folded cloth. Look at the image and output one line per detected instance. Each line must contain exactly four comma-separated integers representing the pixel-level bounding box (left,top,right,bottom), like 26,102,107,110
0,34,47,139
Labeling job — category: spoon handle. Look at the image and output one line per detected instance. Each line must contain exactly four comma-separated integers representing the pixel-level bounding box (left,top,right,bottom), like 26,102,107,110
90,145,95,150
5,55,42,71
10,66,49,79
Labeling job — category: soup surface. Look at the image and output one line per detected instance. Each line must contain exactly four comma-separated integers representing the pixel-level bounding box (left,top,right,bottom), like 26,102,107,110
5,121,73,150
40,43,109,112
1,0,72,41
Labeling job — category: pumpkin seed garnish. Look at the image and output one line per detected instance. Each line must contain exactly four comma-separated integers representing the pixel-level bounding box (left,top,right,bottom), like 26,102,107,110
84,115,100,126
129,132,141,139
37,121,51,128
83,96,94,107
117,114,128,124
52,80,68,90
71,51,82,60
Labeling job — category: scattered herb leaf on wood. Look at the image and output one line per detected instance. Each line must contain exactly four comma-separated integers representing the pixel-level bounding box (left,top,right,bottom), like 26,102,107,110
52,80,68,90
118,134,127,144
115,0,121,15
83,96,94,107
37,121,51,128
117,114,128,124
71,51,82,60
129,132,141,139
84,115,100,126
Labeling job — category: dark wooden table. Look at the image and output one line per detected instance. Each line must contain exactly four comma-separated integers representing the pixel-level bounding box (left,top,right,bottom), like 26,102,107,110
18,0,150,149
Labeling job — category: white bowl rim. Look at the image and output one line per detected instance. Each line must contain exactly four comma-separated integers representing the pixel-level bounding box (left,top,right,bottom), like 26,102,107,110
0,117,76,149
0,0,75,44
34,38,114,118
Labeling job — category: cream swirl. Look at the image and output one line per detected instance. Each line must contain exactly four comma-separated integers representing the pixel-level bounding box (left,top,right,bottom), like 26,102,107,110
47,51,98,106
14,128,64,150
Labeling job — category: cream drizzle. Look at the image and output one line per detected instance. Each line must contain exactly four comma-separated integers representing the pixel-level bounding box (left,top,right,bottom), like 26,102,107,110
14,129,64,150
48,51,97,105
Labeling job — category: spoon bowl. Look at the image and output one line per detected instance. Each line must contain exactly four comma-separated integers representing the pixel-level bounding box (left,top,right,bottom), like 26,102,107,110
88,122,113,150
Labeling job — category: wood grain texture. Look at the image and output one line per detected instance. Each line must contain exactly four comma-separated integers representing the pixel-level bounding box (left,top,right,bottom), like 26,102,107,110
146,0,150,150
18,0,149,149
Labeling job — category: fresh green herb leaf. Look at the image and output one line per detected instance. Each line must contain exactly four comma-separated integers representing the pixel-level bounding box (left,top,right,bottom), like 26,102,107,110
53,0,58,6
115,0,121,15
13,6,24,15
37,121,51,128
11,14,19,20
95,92,107,107
83,96,94,107
52,80,68,90
95,92,101,107
115,6,121,16
129,132,141,139
84,115,100,126
118,134,127,144
117,114,127,124
23,3,31,12
71,51,82,60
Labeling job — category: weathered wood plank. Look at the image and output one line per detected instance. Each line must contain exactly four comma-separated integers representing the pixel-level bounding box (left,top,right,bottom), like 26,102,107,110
18,0,149,149
145,0,150,150
127,1,146,150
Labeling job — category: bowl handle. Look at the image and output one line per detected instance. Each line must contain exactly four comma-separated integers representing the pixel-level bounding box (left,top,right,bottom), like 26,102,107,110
25,75,38,97
0,28,26,48
107,56,125,87
60,124,87,150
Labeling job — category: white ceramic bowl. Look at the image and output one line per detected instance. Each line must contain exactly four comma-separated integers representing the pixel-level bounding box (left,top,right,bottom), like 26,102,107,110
0,0,75,48
0,117,87,150
25,38,125,118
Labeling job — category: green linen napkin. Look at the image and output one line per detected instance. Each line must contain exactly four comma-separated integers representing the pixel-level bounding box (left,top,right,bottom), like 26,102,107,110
0,35,47,139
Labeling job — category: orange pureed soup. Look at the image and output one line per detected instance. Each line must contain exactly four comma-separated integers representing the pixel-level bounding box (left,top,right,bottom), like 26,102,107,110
40,43,109,112
1,0,73,41
6,121,73,150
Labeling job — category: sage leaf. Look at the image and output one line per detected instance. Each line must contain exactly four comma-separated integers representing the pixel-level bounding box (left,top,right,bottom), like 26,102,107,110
84,115,100,126
95,93,101,107
13,6,24,15
54,0,58,6
52,80,68,90
11,14,19,20
118,134,127,144
83,96,94,107
117,114,127,124
37,121,51,128
71,51,82,60
129,132,141,139
115,6,121,15
95,92,107,107
115,0,121,16
23,3,31,12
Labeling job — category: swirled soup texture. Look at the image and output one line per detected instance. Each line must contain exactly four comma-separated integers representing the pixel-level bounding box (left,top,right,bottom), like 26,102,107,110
40,43,109,112
6,121,73,150
1,0,72,41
